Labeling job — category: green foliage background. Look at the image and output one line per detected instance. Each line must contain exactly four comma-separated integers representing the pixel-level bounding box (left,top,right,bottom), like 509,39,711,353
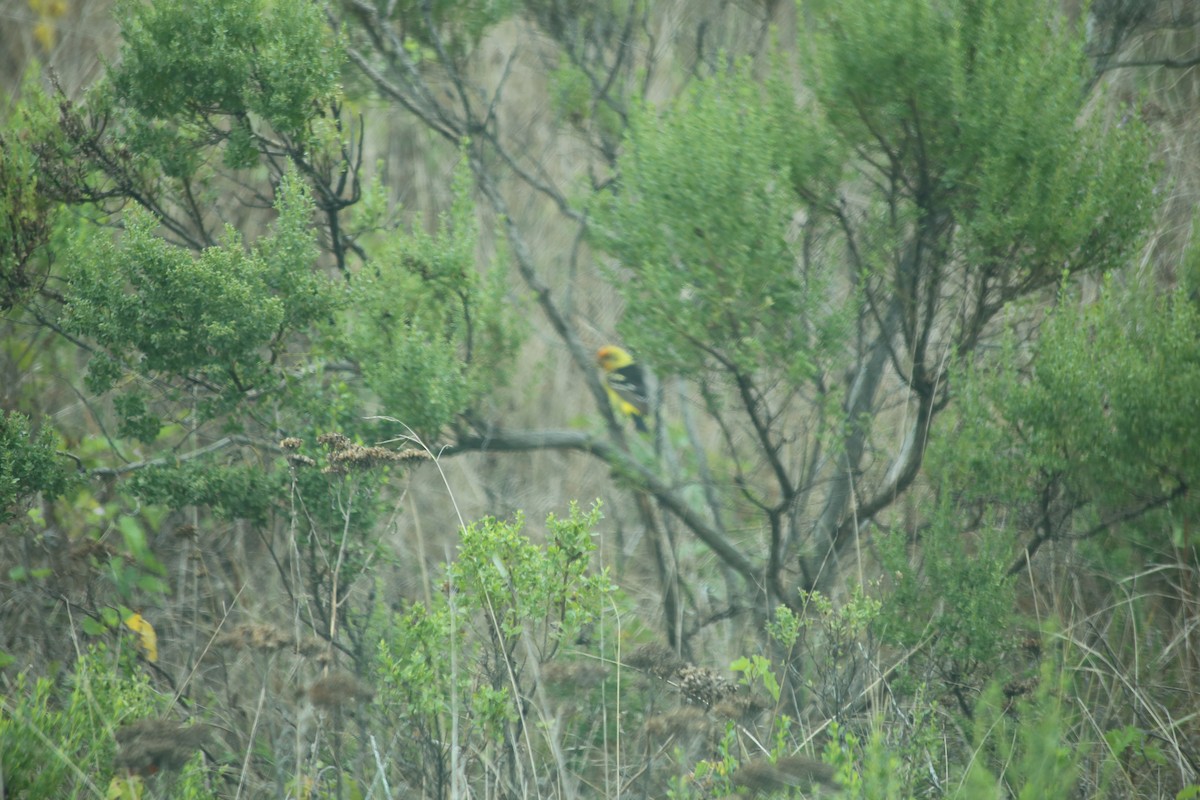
1,0,1198,797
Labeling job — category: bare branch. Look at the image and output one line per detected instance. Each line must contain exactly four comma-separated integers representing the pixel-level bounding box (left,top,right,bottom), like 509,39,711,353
445,428,759,581
1006,480,1189,577
88,435,268,478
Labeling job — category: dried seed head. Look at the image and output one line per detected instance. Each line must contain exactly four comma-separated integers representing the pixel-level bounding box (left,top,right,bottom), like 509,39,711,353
309,432,431,472
326,444,428,472
296,636,327,659
317,432,351,450
68,537,115,561
308,673,374,710
331,444,391,469
216,623,292,652
626,642,684,679
1004,676,1038,700
644,706,709,740
541,660,609,689
712,691,768,722
279,437,303,450
115,719,209,775
676,665,735,708
732,755,836,795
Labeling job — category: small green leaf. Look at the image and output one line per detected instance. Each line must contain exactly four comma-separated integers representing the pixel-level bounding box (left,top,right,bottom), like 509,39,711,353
136,574,168,594
118,515,146,553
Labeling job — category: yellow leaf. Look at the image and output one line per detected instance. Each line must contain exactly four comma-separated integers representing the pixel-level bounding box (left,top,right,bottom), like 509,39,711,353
106,774,144,800
124,613,158,663
33,20,56,50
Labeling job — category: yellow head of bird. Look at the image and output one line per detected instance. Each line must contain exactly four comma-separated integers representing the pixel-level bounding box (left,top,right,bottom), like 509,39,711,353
596,345,633,370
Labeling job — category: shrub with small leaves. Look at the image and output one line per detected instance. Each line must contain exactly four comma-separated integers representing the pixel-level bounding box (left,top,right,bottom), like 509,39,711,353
343,164,523,439
63,173,332,403
0,645,184,798
0,410,71,524
374,503,610,792
110,0,342,144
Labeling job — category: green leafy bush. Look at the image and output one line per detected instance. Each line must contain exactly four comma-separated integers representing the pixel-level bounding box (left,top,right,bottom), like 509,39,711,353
374,503,611,793
0,410,71,524
344,165,522,438
111,0,342,142
0,645,186,799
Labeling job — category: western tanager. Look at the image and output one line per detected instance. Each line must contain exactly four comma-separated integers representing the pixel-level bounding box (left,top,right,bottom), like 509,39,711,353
596,345,649,432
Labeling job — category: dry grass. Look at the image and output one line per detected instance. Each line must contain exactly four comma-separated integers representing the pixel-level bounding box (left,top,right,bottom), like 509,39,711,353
0,0,118,97
2,1,1199,796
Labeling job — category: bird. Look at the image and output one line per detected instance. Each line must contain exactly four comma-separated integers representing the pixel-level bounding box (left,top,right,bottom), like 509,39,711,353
596,345,650,432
